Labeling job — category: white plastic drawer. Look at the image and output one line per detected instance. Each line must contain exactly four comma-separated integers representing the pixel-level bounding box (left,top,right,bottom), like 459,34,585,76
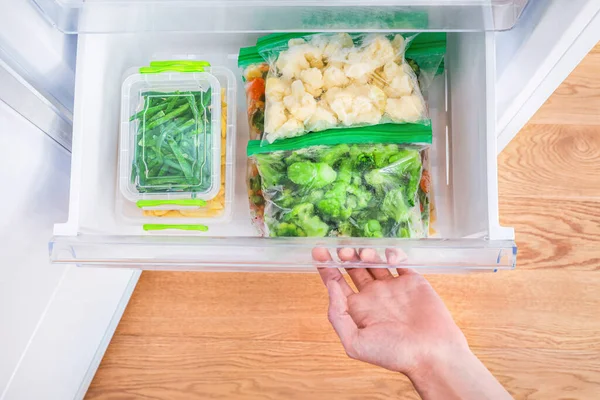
49,31,516,271
33,0,529,33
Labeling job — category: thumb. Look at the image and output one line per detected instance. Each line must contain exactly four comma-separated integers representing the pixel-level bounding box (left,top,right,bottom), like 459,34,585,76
327,280,360,358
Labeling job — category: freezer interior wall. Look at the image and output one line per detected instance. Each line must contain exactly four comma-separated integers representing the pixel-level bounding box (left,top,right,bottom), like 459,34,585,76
60,31,491,241
33,0,529,33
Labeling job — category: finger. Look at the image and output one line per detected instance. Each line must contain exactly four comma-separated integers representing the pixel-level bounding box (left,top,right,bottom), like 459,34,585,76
338,248,373,290
313,248,354,297
327,279,360,359
385,248,413,276
359,248,393,280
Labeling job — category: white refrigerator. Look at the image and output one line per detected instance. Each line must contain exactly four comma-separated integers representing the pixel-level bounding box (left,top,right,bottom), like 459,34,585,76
1,0,598,398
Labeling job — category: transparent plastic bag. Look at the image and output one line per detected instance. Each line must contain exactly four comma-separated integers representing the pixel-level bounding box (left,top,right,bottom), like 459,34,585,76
238,46,269,234
256,32,442,144
247,123,432,238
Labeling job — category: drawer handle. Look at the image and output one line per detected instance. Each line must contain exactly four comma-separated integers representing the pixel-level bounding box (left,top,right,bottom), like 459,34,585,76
143,224,209,232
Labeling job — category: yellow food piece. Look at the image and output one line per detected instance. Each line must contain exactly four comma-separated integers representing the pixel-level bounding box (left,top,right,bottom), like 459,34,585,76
144,88,228,219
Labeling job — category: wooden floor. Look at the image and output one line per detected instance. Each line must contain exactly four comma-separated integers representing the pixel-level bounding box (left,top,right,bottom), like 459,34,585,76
87,44,600,400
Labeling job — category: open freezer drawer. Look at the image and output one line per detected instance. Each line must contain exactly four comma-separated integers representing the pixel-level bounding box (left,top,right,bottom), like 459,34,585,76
49,30,516,271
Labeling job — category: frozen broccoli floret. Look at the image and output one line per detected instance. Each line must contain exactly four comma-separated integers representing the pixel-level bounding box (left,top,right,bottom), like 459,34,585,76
302,215,330,236
337,220,357,237
287,161,315,185
373,144,401,168
276,188,296,208
387,149,421,174
256,154,286,188
363,220,384,238
347,184,373,209
336,159,353,184
304,189,324,204
287,203,330,237
272,222,306,237
364,168,401,194
287,161,337,189
317,182,350,220
355,153,375,171
284,151,307,166
319,144,350,166
317,198,343,219
347,145,376,172
382,188,410,223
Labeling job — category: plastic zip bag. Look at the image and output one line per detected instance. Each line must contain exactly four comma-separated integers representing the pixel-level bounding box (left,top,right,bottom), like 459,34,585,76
247,123,432,238
256,32,445,144
238,46,269,234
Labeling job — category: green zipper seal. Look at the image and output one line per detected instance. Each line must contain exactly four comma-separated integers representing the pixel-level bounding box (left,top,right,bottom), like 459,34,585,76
140,60,210,74
405,33,447,57
237,46,265,68
256,33,446,76
140,65,205,74
256,32,445,55
247,123,432,156
136,199,208,208
143,224,209,232
150,60,211,68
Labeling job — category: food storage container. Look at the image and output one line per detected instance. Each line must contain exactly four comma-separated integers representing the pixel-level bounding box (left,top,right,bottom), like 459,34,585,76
119,62,222,210
116,64,237,230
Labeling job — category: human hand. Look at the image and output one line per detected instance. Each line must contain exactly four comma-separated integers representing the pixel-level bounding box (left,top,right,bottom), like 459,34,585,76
313,247,469,376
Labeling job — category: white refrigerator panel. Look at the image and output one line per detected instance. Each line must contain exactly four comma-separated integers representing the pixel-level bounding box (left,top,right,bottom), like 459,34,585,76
0,102,139,400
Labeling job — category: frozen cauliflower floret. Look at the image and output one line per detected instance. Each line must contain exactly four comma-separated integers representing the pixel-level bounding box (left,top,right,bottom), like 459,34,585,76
382,62,415,98
387,74,414,98
325,86,354,125
276,46,310,80
322,64,349,90
320,33,354,61
305,102,338,132
361,35,396,70
301,44,324,69
344,50,376,81
382,61,402,81
326,84,383,126
266,77,291,102
265,101,288,134
299,68,324,97
283,80,317,122
268,118,305,143
368,85,387,112
385,94,425,123
348,96,383,125
391,34,406,55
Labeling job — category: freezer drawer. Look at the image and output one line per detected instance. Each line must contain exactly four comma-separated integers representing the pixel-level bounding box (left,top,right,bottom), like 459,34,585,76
33,0,529,33
49,31,516,271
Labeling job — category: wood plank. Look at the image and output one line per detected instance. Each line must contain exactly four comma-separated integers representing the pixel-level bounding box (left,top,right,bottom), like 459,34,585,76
499,197,600,270
498,124,600,199
85,336,600,400
86,336,419,400
113,269,600,352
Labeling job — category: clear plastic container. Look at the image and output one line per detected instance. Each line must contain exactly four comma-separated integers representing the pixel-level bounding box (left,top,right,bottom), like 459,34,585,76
116,63,237,231
119,65,222,210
